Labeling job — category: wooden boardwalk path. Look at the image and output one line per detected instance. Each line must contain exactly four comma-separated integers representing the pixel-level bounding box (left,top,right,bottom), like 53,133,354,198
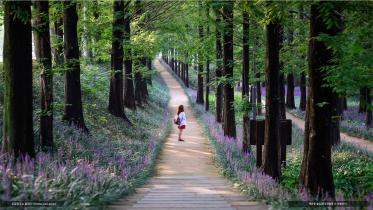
109,59,267,210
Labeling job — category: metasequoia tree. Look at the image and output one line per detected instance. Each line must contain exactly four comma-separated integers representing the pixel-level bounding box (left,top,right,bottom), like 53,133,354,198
300,2,343,198
34,1,54,148
222,1,236,138
3,1,35,157
205,5,211,112
286,73,296,109
299,7,307,111
108,1,131,122
261,9,282,179
51,1,64,66
63,1,88,132
242,3,250,152
214,7,223,123
134,0,149,106
123,2,136,109
196,1,204,105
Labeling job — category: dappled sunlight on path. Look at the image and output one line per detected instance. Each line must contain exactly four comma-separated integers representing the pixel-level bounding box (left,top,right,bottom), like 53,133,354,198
109,59,267,210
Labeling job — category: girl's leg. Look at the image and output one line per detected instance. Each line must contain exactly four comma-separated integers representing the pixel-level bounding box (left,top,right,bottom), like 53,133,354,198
178,129,181,140
180,129,184,140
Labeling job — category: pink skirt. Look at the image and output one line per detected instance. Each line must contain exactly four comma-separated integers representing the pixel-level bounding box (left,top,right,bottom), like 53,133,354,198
178,125,186,129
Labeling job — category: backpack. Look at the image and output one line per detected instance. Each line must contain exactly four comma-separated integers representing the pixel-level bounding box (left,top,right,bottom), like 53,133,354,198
174,116,181,125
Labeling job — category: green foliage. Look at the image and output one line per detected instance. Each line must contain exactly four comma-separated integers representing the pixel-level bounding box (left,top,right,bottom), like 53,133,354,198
317,3,373,95
282,144,373,199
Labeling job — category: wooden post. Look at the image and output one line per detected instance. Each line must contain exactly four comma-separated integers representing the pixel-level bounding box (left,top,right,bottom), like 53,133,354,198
250,119,265,167
280,119,292,167
250,119,291,168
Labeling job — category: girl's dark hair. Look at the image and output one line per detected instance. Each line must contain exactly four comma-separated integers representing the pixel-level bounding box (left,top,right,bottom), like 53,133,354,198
177,105,184,115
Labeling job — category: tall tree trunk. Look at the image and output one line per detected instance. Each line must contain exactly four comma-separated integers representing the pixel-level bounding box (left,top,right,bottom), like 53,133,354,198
215,9,223,123
365,88,372,128
299,72,307,111
279,26,286,120
34,1,54,148
205,5,210,112
134,1,148,106
242,6,250,152
3,1,35,158
81,0,89,58
185,53,190,87
92,0,100,61
279,72,286,119
300,2,343,198
261,18,281,180
256,79,262,115
222,1,236,138
123,5,136,110
32,6,40,61
342,96,347,110
286,73,296,109
63,1,88,132
52,16,64,65
359,87,369,113
197,2,204,105
135,58,149,106
299,7,307,111
108,1,130,122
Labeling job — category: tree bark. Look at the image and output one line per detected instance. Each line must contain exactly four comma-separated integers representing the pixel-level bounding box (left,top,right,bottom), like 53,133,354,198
242,7,250,152
261,18,282,180
215,9,223,123
135,58,149,106
3,1,35,158
300,2,343,198
197,3,204,105
256,78,262,115
365,88,372,128
134,1,149,106
205,5,210,112
185,53,190,87
359,87,369,113
299,72,307,111
342,96,347,110
286,73,296,109
222,1,236,138
34,1,54,148
123,5,136,110
92,0,101,61
108,1,130,122
63,1,88,132
53,17,64,66
279,72,286,120
32,6,40,61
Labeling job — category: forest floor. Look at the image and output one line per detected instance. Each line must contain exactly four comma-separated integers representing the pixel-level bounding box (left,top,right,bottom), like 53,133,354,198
109,59,267,210
286,112,373,153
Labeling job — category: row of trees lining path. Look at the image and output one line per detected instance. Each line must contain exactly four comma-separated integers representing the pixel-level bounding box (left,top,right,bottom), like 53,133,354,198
111,58,267,209
2,0,372,203
161,1,372,199
3,1,157,156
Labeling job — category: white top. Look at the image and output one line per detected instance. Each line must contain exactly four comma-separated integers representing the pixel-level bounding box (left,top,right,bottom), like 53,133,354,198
178,112,187,126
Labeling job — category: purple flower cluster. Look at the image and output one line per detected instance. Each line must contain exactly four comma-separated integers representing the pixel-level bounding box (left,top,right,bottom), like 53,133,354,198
185,88,298,202
184,87,373,205
0,86,170,206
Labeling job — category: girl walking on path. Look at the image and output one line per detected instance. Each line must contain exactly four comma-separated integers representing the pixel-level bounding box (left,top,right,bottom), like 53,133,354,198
175,105,187,141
